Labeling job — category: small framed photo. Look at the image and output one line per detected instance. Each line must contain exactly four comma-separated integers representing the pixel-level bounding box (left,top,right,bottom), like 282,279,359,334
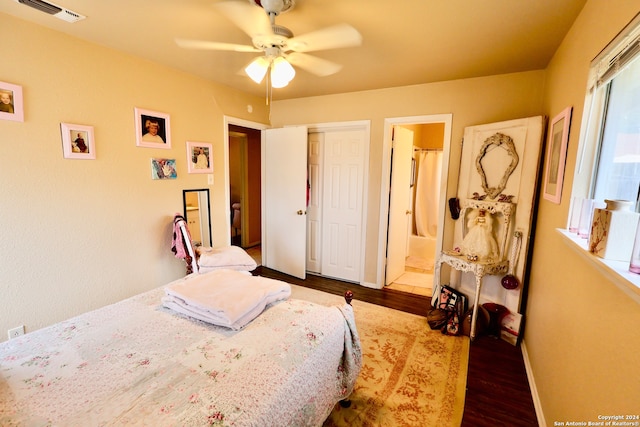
151,158,177,180
135,108,171,149
543,106,573,204
186,141,213,174
0,80,24,122
61,123,96,159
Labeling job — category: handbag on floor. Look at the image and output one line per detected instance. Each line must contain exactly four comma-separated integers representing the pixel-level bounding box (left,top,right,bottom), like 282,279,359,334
433,285,468,336
427,307,449,330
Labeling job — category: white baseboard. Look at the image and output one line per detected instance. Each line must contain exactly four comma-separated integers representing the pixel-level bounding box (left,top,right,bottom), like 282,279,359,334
359,280,381,289
521,339,546,427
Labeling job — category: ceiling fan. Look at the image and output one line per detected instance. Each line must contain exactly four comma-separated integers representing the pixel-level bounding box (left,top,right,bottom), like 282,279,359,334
175,0,363,88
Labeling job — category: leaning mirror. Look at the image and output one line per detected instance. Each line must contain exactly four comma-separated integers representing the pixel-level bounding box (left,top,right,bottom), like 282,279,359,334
183,189,212,247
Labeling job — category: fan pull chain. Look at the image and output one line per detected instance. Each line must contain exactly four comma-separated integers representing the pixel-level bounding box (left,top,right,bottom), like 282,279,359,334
266,71,270,106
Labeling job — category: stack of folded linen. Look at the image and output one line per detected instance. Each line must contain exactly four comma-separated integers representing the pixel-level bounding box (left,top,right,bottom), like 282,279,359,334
196,245,257,273
162,269,291,330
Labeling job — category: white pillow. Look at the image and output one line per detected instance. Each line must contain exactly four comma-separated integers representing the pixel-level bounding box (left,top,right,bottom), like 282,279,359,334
196,245,257,272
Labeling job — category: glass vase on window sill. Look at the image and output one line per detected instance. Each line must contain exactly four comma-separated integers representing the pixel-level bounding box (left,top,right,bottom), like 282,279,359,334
568,196,583,233
578,199,605,239
630,225,640,274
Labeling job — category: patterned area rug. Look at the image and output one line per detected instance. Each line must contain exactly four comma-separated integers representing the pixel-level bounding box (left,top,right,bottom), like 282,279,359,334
289,285,469,427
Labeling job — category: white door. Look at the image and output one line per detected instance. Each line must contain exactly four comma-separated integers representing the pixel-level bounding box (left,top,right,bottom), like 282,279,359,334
306,132,323,274
263,126,308,279
455,116,544,312
320,130,366,282
385,126,414,285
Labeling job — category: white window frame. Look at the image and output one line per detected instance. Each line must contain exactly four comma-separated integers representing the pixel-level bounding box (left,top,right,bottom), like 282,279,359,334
562,13,640,304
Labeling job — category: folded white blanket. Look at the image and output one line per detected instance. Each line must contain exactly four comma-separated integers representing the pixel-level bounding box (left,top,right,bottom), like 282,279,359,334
196,245,257,271
162,269,291,330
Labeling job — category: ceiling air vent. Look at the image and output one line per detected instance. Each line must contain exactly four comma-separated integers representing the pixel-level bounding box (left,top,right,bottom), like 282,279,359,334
14,0,86,23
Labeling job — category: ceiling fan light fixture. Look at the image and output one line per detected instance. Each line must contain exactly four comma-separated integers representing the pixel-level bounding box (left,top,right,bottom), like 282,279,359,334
250,0,295,15
245,56,270,84
270,56,296,88
178,1,361,92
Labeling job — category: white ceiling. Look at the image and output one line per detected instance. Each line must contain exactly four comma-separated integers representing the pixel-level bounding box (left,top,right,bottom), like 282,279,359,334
1,0,587,101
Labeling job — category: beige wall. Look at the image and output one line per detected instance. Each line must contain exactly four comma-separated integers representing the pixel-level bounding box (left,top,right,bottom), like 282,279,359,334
271,72,545,285
527,1,640,423
401,123,445,150
4,2,639,422
0,13,269,341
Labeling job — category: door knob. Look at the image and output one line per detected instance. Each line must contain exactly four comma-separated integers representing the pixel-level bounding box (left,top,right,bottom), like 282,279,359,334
297,210,305,215
406,210,412,215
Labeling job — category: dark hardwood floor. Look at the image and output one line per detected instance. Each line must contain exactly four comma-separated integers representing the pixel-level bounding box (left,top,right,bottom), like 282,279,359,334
255,266,539,427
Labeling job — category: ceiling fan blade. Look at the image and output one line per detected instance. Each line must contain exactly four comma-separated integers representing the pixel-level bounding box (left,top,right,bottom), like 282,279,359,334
175,38,260,52
286,52,343,77
214,1,274,40
286,24,362,53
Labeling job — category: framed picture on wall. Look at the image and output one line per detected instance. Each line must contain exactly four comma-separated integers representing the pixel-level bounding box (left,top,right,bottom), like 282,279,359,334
135,108,171,149
151,158,177,180
543,106,572,204
61,123,96,159
186,141,213,174
0,80,24,122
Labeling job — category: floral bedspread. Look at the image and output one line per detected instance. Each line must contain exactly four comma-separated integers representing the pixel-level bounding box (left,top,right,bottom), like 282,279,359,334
0,287,361,426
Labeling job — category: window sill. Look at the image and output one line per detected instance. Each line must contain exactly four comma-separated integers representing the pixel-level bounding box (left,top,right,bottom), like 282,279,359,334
557,229,640,304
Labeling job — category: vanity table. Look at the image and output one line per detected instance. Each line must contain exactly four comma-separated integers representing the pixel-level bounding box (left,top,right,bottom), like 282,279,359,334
434,199,515,340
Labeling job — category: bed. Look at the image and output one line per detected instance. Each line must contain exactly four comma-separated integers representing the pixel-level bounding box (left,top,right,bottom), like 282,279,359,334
1,255,361,426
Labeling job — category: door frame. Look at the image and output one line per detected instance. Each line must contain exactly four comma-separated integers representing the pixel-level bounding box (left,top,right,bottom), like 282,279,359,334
223,116,268,247
377,114,453,287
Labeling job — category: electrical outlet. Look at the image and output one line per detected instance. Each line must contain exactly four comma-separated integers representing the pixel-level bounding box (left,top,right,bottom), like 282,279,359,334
8,325,24,340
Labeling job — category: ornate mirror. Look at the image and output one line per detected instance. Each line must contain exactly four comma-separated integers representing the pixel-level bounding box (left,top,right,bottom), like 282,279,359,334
183,189,212,247
475,132,519,199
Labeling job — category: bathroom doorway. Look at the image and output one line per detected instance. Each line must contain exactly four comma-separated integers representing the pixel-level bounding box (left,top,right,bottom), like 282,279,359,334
380,115,452,295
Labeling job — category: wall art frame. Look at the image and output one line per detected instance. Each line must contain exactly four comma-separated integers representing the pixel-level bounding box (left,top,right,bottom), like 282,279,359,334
0,80,24,122
135,107,171,149
543,106,573,204
61,122,96,159
151,158,177,180
186,141,213,174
